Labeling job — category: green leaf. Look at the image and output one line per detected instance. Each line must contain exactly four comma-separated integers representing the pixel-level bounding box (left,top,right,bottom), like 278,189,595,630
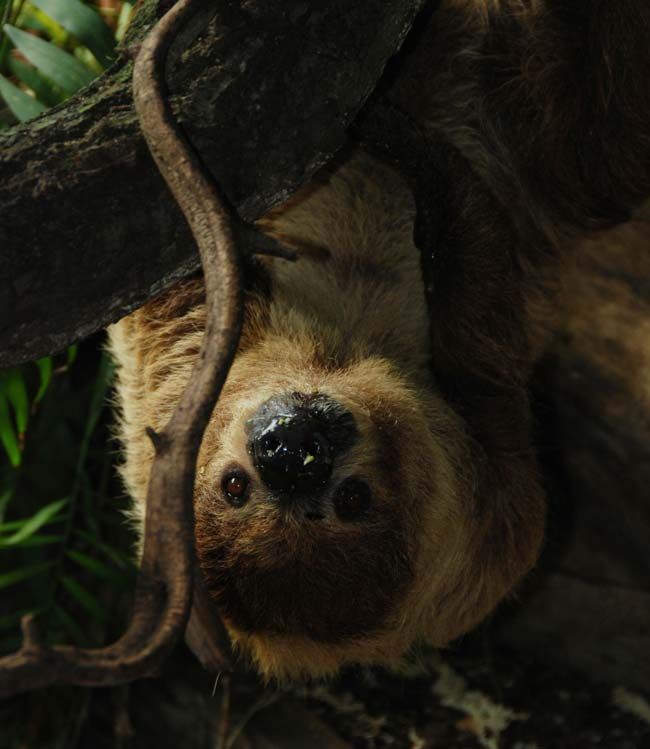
115,1,133,44
30,0,115,68
0,487,12,522
60,576,106,623
0,561,54,590
74,528,137,571
6,368,28,433
0,514,65,533
0,395,21,467
35,356,53,403
3,24,95,93
86,352,114,439
66,344,78,366
82,485,102,537
2,533,62,547
66,549,130,587
0,0,11,30
0,497,69,546
20,4,68,44
0,71,46,122
8,56,63,107
51,604,87,645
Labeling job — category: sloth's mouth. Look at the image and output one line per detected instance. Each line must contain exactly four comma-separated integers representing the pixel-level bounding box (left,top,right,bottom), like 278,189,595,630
195,500,413,644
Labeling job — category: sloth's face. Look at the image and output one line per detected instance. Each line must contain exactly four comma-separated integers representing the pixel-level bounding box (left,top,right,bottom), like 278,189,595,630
199,388,412,638
192,346,543,679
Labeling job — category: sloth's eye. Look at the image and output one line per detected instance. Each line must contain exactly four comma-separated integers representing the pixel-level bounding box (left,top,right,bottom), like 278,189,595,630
333,478,371,522
222,469,250,507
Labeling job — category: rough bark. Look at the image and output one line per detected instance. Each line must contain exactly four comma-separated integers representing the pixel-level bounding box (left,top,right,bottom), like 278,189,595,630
0,0,426,367
494,218,650,693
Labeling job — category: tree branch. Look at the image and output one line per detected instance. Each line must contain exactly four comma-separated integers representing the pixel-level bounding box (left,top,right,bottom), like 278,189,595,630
0,0,240,697
0,0,426,367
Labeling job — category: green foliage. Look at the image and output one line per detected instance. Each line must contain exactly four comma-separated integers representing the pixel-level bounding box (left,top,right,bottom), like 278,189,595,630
0,4,139,685
0,497,68,546
0,2,140,743
0,362,51,469
0,70,45,119
0,366,31,467
3,24,96,92
0,346,137,661
0,0,134,125
30,0,116,67
0,346,139,749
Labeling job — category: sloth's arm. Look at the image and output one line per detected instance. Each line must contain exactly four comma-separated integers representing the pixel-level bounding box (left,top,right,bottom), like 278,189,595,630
394,0,650,242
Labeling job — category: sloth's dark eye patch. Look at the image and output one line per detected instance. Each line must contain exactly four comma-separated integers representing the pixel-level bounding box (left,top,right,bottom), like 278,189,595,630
333,478,371,522
222,468,250,507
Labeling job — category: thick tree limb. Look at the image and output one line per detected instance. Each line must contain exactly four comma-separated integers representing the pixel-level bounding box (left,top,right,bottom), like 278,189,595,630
0,0,239,697
0,0,426,367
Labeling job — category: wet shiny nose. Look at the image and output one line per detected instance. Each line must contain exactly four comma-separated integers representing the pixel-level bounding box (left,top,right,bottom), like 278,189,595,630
246,393,356,495
250,410,333,492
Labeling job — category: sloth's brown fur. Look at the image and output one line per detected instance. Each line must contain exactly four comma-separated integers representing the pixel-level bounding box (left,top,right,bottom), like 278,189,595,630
109,151,544,679
108,0,649,680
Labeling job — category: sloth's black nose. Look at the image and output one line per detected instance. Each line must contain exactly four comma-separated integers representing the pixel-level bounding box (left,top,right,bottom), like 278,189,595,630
250,410,333,493
246,392,357,495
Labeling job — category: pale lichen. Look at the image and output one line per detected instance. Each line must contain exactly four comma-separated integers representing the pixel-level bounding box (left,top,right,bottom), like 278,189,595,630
431,659,528,749
612,686,650,726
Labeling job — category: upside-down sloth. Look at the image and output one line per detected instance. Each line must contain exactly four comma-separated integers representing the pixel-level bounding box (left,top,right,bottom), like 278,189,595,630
109,1,650,679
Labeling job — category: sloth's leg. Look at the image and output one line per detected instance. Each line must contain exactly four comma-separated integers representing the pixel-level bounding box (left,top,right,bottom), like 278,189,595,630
393,0,650,243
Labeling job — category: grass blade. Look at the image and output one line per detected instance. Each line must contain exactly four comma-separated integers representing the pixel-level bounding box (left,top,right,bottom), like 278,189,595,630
35,355,54,403
5,368,29,433
115,1,133,44
30,0,115,68
74,528,136,571
0,561,54,590
0,487,12,522
3,24,95,93
66,549,131,587
86,352,114,439
0,71,46,121
8,55,63,106
2,533,63,547
51,603,87,645
0,514,65,533
60,575,107,623
0,497,69,546
0,395,21,467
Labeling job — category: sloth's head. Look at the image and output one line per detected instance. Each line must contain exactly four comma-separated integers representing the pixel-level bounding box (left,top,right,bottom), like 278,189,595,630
193,342,545,680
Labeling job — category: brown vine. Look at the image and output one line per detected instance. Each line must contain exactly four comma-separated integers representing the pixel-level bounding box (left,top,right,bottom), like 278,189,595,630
0,0,238,697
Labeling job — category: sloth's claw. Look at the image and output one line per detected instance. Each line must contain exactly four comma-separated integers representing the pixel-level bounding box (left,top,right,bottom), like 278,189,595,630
234,220,299,262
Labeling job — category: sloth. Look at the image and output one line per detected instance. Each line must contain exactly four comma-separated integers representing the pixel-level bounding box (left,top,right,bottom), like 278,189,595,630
108,0,650,679
108,150,545,679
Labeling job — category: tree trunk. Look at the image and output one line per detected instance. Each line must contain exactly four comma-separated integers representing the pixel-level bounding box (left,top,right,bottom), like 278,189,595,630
0,0,425,367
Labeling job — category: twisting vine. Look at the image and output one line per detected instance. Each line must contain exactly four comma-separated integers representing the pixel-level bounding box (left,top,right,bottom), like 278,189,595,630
0,0,238,696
